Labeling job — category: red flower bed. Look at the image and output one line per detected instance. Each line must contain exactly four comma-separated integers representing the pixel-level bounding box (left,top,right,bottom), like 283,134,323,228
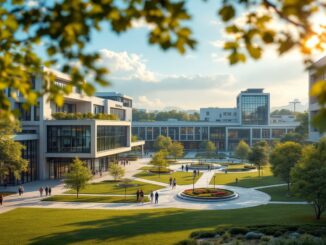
183,188,234,198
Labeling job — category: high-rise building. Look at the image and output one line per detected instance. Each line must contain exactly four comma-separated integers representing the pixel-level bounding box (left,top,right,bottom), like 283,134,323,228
2,68,144,185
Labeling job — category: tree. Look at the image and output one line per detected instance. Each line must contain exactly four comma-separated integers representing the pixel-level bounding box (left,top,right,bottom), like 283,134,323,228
200,141,217,157
248,141,269,177
1,1,326,123
281,132,305,144
291,138,326,220
295,112,309,137
0,120,28,184
150,150,168,177
169,142,184,160
64,158,92,198
270,142,302,191
109,163,125,181
235,140,250,163
131,135,139,142
154,135,172,151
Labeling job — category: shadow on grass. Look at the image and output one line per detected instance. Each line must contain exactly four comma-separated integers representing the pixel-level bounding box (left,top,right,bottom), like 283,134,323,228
26,205,326,245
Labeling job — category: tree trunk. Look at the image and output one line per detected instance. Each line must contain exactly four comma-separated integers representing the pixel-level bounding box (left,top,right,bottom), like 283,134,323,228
314,204,321,220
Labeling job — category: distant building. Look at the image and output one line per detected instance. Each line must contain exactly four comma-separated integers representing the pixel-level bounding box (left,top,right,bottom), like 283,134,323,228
308,56,326,142
3,68,144,185
132,89,299,151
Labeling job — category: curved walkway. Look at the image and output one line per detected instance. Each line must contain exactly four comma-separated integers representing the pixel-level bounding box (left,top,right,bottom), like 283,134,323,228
0,159,308,213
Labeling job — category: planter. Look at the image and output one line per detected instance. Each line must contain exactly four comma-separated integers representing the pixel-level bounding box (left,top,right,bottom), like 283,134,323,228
178,188,238,202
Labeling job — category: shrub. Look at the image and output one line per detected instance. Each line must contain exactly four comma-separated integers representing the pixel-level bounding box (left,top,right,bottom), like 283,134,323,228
229,227,249,235
176,239,197,245
190,230,216,239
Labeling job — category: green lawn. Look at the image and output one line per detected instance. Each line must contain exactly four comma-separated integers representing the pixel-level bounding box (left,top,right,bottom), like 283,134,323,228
43,195,149,203
0,205,324,245
65,180,163,195
134,171,202,185
209,167,284,188
260,185,306,202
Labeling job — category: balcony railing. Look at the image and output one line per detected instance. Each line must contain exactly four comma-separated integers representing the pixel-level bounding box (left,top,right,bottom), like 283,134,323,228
51,112,119,120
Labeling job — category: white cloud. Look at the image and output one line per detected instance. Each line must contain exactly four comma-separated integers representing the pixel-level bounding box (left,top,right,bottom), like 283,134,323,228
98,49,158,82
26,0,39,7
211,53,227,63
210,40,224,48
210,20,221,26
136,96,164,109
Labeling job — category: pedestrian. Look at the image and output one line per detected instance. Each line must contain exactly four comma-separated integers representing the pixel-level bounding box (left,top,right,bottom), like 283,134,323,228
136,189,140,202
139,189,144,204
0,194,3,206
173,178,176,189
235,178,238,184
193,169,196,177
18,186,21,196
45,186,49,196
181,165,184,171
169,176,172,186
39,187,44,197
155,192,159,204
48,187,52,196
186,165,188,172
150,191,154,203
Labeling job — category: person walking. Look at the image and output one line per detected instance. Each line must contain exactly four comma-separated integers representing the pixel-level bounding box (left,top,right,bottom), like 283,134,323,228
155,192,159,204
150,191,154,203
169,176,172,187
136,189,140,202
48,187,52,196
181,165,184,171
139,190,144,204
39,187,44,197
186,165,188,172
0,194,3,206
45,186,49,196
173,178,176,189
193,169,196,177
18,186,22,196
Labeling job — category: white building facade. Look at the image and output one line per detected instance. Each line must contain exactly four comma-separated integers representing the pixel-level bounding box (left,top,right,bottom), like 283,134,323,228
132,89,298,152
4,68,143,185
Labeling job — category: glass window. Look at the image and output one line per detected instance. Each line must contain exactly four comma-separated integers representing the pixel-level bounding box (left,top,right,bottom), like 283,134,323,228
97,126,128,152
47,126,91,153
110,107,125,120
94,105,105,114
241,95,268,125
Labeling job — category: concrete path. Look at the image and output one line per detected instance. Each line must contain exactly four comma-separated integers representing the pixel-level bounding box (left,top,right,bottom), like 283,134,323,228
253,183,288,190
0,158,309,213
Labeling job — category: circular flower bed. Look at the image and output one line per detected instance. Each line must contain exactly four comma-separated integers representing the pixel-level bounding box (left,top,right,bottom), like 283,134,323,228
178,188,238,202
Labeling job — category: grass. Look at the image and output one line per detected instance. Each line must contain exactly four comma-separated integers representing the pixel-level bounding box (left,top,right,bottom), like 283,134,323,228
0,205,324,245
134,171,203,185
260,185,305,202
43,195,149,203
209,166,284,188
65,180,163,195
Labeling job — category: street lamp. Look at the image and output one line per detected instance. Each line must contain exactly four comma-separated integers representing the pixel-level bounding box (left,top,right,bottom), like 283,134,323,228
192,171,196,193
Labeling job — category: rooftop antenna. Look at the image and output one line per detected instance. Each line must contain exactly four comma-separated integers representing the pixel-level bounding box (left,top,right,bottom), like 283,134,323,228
289,99,301,112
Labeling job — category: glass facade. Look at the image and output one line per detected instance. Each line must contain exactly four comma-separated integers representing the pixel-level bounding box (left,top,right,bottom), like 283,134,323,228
15,102,31,121
110,107,125,120
228,128,250,151
97,126,128,152
94,105,104,114
241,95,268,125
47,126,91,153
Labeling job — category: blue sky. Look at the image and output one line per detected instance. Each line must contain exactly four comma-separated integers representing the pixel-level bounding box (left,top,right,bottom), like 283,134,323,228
33,0,324,111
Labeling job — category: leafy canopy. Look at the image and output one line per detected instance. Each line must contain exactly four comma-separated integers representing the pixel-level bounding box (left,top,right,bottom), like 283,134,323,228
235,140,250,162
270,141,302,190
64,158,92,198
248,141,269,176
1,0,326,124
168,141,184,159
154,135,172,151
291,138,326,219
109,163,125,181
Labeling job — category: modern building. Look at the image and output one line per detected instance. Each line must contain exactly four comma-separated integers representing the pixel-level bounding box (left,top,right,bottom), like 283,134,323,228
308,56,326,142
132,89,298,152
3,68,144,185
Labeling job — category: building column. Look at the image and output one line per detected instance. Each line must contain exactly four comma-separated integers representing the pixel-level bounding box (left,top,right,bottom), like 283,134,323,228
225,127,229,152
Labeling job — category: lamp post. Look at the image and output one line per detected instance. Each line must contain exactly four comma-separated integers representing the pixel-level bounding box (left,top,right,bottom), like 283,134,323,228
192,171,196,193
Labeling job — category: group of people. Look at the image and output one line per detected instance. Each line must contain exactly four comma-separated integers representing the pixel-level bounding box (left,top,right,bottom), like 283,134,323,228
181,165,189,172
136,189,145,203
18,185,24,196
150,191,159,204
120,159,129,166
169,177,177,189
39,186,52,197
